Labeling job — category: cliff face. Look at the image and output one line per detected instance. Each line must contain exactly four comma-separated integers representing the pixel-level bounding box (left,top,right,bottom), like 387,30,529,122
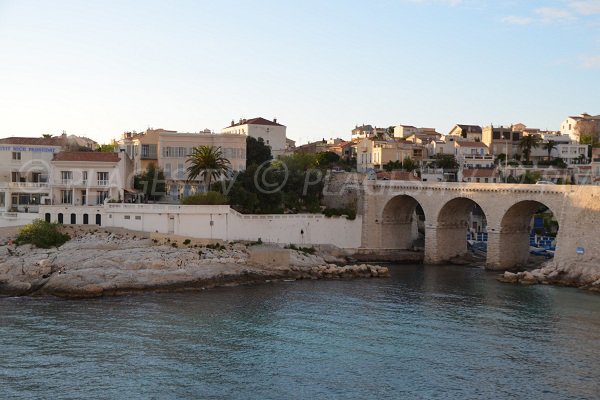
0,227,389,298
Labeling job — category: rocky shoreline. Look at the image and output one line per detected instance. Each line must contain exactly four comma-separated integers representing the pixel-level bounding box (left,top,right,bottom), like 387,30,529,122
0,226,389,298
497,262,600,293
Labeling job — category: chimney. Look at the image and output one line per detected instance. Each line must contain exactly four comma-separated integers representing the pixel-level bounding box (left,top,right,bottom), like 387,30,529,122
231,119,235,126
273,118,277,123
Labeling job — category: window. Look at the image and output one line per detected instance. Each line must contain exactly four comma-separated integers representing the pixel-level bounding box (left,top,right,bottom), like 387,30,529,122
61,171,73,184
12,152,21,160
177,163,184,179
164,163,171,178
97,191,109,204
97,172,109,186
124,215,131,220
11,172,20,182
135,216,141,220
61,190,72,204
82,171,88,184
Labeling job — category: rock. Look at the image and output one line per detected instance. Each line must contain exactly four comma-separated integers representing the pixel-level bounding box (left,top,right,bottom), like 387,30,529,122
497,271,518,284
518,271,538,286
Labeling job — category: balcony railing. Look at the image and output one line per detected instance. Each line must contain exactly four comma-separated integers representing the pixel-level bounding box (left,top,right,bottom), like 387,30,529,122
97,180,109,186
61,179,73,185
0,182,50,189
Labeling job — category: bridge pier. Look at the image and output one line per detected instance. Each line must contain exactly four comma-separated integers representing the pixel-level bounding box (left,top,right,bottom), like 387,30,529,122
486,229,530,270
424,224,468,264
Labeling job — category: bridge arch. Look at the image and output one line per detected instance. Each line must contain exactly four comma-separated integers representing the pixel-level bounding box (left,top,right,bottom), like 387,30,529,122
426,197,487,264
380,195,425,249
494,200,559,269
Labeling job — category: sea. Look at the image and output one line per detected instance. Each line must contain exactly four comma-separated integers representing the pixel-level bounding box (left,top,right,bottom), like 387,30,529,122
1,264,599,399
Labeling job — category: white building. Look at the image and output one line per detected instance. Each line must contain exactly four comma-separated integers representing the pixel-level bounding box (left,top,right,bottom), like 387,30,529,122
454,141,494,168
222,117,287,157
560,113,600,143
0,136,64,212
49,151,133,206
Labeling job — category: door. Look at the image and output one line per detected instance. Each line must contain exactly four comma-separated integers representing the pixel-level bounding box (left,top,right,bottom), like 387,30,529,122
168,215,175,234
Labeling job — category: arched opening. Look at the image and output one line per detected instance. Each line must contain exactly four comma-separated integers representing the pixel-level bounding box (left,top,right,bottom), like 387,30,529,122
44,213,51,223
83,214,89,225
498,201,559,269
57,213,63,224
70,213,76,224
380,195,425,250
95,213,102,226
433,197,487,263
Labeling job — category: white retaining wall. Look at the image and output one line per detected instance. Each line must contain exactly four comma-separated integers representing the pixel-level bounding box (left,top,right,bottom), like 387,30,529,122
38,204,362,249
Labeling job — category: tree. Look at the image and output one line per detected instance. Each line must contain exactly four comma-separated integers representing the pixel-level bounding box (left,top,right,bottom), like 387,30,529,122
316,151,340,168
134,163,166,201
186,145,231,190
16,219,70,248
42,134,52,138
519,135,541,162
402,156,417,172
97,143,116,152
431,154,458,169
543,140,557,160
384,160,402,171
246,136,272,166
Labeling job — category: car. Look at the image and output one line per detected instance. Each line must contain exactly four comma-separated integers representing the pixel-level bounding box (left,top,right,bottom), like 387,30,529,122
535,180,555,185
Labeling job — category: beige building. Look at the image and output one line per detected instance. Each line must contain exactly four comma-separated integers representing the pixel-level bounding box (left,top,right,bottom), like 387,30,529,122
357,138,425,172
158,131,246,200
448,124,482,141
482,125,523,158
222,117,286,157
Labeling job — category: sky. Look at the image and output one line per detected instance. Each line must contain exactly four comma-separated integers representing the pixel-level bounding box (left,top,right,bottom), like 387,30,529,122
0,0,599,145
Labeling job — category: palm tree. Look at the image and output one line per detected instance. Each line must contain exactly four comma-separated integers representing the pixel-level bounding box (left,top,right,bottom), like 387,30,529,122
543,140,557,160
186,145,231,191
519,135,541,163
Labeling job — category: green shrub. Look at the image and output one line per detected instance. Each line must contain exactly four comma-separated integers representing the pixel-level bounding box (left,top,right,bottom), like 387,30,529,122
183,239,191,245
182,191,228,205
323,207,357,220
16,219,70,249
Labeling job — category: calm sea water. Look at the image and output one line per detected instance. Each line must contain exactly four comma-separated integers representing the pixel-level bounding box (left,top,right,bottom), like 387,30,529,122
1,265,600,400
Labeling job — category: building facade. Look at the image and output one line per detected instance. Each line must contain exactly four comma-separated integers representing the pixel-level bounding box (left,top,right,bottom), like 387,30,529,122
0,136,64,212
222,117,286,157
49,152,132,206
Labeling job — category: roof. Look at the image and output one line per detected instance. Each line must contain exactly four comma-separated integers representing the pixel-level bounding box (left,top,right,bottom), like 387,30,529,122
227,117,284,128
52,152,120,162
462,169,499,178
456,141,488,148
0,136,65,146
456,124,482,133
377,171,420,181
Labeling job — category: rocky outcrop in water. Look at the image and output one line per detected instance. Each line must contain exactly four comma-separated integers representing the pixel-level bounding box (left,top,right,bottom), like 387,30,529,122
0,227,389,298
497,262,600,292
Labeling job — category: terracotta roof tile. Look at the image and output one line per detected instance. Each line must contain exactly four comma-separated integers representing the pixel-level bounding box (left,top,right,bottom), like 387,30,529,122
0,136,64,146
52,152,120,162
228,117,284,128
462,169,499,178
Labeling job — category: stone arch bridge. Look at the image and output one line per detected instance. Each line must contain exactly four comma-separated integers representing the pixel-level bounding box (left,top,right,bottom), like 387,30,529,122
360,182,600,271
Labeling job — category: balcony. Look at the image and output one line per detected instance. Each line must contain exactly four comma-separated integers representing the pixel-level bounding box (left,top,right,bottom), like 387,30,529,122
97,180,109,186
61,179,73,185
0,182,50,189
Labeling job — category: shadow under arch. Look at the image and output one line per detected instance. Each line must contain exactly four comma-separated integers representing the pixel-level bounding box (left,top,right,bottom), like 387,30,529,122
432,197,487,263
380,195,425,249
498,200,559,268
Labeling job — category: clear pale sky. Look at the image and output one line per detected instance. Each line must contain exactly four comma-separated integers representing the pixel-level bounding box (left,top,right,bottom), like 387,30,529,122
0,0,599,145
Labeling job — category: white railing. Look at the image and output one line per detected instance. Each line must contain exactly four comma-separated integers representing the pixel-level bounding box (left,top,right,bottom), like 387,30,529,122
0,182,50,189
97,180,109,186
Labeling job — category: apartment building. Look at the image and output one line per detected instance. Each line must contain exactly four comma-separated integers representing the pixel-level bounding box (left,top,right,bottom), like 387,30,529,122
49,151,132,206
222,117,286,157
158,131,246,199
0,136,64,212
356,138,425,172
447,124,482,141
